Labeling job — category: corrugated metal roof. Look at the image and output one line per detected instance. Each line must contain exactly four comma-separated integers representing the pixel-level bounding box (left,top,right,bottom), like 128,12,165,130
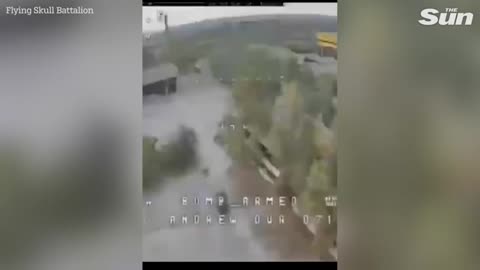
143,63,178,86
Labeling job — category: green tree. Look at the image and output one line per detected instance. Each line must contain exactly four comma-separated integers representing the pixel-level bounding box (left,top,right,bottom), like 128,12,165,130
143,126,199,191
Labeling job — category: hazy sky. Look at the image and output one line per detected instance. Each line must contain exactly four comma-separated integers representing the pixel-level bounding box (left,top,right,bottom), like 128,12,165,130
143,3,337,32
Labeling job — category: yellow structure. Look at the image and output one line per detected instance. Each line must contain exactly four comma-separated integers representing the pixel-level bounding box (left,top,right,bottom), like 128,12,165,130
316,32,337,58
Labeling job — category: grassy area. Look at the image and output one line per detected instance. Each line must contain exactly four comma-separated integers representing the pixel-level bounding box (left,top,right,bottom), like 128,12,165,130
284,40,317,54
159,37,215,74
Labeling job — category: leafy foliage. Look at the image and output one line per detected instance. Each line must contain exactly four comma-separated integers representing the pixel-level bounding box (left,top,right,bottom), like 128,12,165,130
143,126,199,191
210,44,338,250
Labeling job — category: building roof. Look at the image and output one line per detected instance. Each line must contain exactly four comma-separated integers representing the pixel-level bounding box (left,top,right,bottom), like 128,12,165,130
143,63,178,86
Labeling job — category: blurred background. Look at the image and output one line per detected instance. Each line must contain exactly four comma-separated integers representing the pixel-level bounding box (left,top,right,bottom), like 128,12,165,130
339,0,480,270
0,0,141,269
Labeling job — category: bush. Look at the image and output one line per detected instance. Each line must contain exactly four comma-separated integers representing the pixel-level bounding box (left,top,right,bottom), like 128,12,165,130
143,126,198,191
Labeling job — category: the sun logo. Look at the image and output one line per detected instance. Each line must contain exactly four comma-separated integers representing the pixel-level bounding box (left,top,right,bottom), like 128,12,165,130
419,8,474,26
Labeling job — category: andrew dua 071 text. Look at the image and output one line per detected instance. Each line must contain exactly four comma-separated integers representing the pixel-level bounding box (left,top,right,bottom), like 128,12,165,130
168,195,335,226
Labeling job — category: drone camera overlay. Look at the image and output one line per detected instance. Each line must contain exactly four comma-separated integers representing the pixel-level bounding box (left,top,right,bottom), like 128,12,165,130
142,3,337,261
